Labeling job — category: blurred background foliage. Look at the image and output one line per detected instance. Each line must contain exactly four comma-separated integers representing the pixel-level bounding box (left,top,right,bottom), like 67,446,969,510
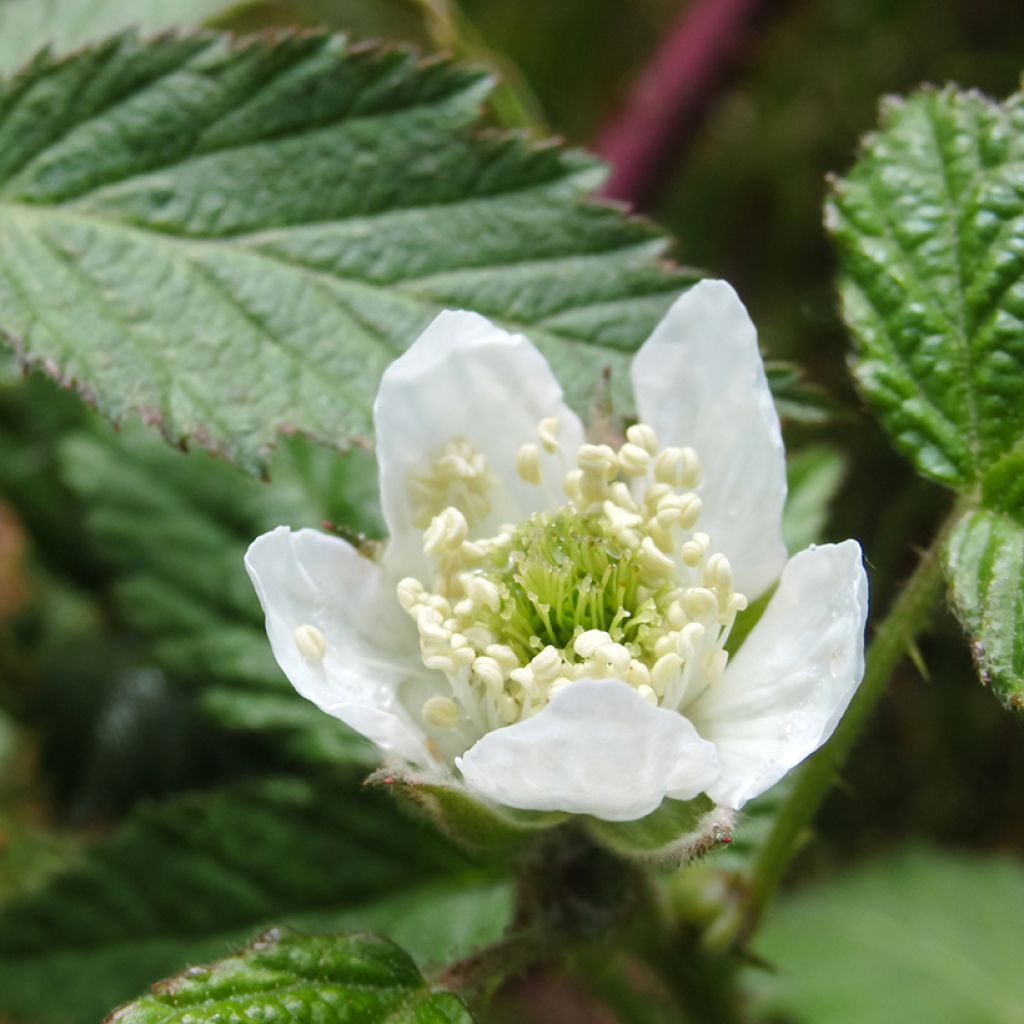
0,1,1022,1022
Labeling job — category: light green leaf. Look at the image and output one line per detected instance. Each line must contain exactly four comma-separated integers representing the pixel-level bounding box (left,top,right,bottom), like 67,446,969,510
60,422,379,765
943,506,1024,710
0,775,507,1024
828,85,1024,490
755,848,1024,1024
0,0,235,74
0,31,694,474
107,929,472,1024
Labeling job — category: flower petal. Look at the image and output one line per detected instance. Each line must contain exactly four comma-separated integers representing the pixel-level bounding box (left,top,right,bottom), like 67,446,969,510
631,280,787,599
456,678,720,821
375,310,584,580
689,540,869,809
245,526,431,764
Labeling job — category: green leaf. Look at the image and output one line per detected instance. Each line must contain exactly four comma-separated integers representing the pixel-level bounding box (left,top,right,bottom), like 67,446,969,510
60,422,379,765
781,444,848,553
0,31,694,475
0,774,509,1024
828,85,1024,490
943,506,1024,710
828,84,1024,708
754,848,1024,1024
0,0,236,74
108,929,472,1024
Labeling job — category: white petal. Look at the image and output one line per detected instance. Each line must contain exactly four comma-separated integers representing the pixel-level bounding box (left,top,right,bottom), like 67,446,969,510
375,310,585,580
689,540,869,809
631,280,787,599
245,527,431,764
456,679,720,821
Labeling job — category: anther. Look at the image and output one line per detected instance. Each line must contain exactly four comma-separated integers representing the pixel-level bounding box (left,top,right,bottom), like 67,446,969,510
472,656,505,692
422,695,460,729
516,443,542,485
577,443,618,477
423,507,468,556
626,423,658,455
537,417,561,454
618,442,652,476
651,652,683,697
574,629,614,659
396,578,425,611
683,587,718,621
466,575,501,613
292,624,326,662
653,446,702,488
637,684,658,706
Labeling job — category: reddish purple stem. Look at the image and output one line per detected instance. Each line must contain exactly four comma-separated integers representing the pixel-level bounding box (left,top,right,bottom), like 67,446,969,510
596,0,769,208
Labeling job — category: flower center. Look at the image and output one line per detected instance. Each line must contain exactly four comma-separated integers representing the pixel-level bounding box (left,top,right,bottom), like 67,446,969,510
397,421,747,737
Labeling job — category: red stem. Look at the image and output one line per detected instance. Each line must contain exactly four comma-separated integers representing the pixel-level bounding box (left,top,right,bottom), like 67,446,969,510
595,0,771,208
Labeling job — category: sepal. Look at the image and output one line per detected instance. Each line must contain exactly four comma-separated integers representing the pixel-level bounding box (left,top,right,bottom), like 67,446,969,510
370,769,567,855
584,796,736,866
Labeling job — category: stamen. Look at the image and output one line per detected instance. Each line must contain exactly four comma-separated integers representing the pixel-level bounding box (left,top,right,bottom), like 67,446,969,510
293,624,326,662
398,419,747,737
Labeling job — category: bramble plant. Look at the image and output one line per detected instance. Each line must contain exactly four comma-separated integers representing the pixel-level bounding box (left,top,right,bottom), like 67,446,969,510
0,3,1022,1023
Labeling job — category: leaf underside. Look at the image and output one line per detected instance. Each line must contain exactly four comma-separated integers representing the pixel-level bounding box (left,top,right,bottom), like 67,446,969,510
0,30,694,474
107,929,472,1024
829,85,1024,707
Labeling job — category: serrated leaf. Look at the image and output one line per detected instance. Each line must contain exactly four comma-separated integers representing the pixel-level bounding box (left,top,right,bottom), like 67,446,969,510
108,929,472,1024
0,0,235,74
59,422,379,765
0,31,695,474
943,506,1024,710
754,848,1024,1024
0,774,509,1024
829,84,1024,709
828,85,1024,490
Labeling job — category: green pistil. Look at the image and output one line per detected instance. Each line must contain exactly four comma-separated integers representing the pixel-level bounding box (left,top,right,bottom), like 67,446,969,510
478,509,666,663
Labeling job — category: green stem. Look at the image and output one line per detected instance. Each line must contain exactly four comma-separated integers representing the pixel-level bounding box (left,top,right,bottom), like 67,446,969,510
738,509,955,939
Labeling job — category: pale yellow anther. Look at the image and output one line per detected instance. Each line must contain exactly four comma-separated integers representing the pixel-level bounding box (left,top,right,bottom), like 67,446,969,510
603,500,643,532
683,587,718,621
464,624,496,650
593,642,631,676
453,598,474,618
666,600,687,630
574,629,614,659
466,575,501,613
450,632,470,650
729,593,749,614
530,645,563,682
626,423,659,455
577,443,618,476
472,656,505,691
637,684,658,706
417,618,451,644
651,652,684,696
704,553,734,593
547,676,573,700
292,624,326,662
486,644,520,672
516,443,542,485
409,436,494,528
563,469,584,501
653,446,702,488
618,442,652,476
396,578,425,612
680,540,706,567
422,695,460,729
423,507,468,556
498,694,520,723
424,654,456,674
608,481,640,513
638,536,677,582
579,468,609,504
654,633,678,659
537,417,561,454
677,621,706,657
509,666,535,691
627,659,652,689
453,645,476,666
656,493,703,530
428,594,453,615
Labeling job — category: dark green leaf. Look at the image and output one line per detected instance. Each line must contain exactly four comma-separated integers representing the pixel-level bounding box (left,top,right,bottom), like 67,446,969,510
828,85,1024,490
754,848,1024,1024
0,31,695,474
943,505,1024,710
0,0,235,74
107,929,472,1024
829,84,1024,708
60,423,379,765
0,775,509,1024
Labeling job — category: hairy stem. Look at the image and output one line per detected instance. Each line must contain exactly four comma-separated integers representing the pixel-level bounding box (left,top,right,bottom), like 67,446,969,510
737,508,955,938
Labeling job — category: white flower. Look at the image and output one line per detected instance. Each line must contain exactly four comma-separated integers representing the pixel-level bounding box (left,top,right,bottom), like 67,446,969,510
246,281,868,823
